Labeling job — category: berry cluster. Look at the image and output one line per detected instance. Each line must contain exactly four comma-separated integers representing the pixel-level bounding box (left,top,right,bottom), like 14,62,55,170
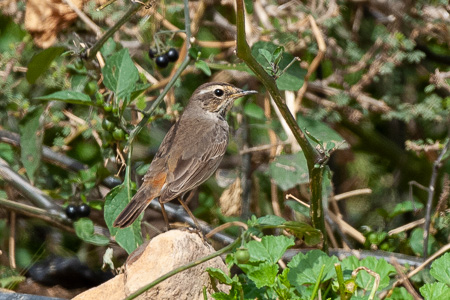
65,204,91,220
149,48,179,68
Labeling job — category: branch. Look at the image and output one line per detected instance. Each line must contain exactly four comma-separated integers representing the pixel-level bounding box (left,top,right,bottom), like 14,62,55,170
423,139,449,258
234,0,328,251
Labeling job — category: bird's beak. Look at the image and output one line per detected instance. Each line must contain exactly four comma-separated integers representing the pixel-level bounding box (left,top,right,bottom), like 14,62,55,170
231,89,258,99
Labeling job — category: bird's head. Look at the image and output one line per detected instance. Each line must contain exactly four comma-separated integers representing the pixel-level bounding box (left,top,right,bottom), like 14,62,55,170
189,82,257,116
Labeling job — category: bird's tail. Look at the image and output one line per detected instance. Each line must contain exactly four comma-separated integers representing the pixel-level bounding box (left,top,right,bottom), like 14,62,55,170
113,173,166,228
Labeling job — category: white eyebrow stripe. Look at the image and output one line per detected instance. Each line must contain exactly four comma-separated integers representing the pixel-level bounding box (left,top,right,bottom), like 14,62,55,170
197,86,222,95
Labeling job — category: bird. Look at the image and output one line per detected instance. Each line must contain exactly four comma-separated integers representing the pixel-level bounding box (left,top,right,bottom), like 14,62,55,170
113,82,257,229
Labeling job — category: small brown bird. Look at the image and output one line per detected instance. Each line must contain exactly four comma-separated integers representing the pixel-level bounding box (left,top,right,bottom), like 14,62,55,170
113,82,257,228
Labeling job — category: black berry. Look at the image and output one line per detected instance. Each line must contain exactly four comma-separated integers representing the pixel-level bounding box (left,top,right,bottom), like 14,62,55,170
65,204,78,220
148,48,157,59
166,48,179,62
77,204,91,218
155,54,169,68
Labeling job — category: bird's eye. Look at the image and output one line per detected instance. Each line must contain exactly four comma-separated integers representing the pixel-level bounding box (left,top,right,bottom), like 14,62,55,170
214,89,224,97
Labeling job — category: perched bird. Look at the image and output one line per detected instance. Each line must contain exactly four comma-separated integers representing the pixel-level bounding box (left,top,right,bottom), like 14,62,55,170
113,82,257,229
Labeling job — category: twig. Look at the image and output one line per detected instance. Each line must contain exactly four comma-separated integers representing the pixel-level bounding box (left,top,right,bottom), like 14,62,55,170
125,0,192,151
390,258,422,300
388,219,425,236
9,211,16,269
381,243,450,298
0,197,75,233
423,139,449,258
296,15,326,104
63,0,102,36
352,266,380,300
86,1,147,59
333,189,373,201
0,158,67,221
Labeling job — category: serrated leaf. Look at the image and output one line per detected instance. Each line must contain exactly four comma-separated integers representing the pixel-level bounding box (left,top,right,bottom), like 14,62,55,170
244,102,265,120
102,48,139,99
36,91,92,105
19,106,44,183
74,218,109,246
341,255,395,290
298,115,348,150
195,60,212,76
430,252,450,285
26,47,65,84
387,287,414,300
246,235,295,265
287,250,339,287
420,282,450,300
269,152,309,191
247,262,278,288
104,184,142,254
251,41,305,91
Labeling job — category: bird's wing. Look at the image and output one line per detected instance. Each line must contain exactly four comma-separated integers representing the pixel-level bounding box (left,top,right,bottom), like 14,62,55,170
159,120,228,202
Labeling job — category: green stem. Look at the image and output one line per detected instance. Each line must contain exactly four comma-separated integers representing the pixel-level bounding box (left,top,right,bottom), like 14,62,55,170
334,263,346,300
86,2,146,59
234,0,328,251
125,0,192,151
310,264,325,300
126,236,241,299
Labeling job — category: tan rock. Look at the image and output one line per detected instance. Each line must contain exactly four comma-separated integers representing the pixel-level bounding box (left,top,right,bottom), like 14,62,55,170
73,230,229,300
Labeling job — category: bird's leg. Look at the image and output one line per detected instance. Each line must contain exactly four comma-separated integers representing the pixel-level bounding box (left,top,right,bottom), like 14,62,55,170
178,191,201,231
159,198,170,231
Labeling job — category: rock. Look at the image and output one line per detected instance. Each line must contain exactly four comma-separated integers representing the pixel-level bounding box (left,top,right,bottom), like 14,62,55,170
73,230,229,300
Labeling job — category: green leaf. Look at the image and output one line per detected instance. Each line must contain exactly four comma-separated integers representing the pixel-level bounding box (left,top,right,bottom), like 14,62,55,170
273,46,284,66
258,49,272,64
251,41,305,91
247,262,278,288
243,0,254,14
74,218,109,246
36,91,92,105
256,215,286,226
246,235,295,265
430,252,450,285
341,255,395,290
420,282,450,300
389,201,424,218
410,228,438,256
285,200,310,217
206,268,234,285
297,115,348,151
284,221,323,246
287,250,339,288
195,60,212,76
130,83,151,102
269,152,309,191
100,38,117,58
387,287,414,300
244,102,265,120
26,47,65,84
104,184,142,254
19,106,44,183
102,48,139,99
